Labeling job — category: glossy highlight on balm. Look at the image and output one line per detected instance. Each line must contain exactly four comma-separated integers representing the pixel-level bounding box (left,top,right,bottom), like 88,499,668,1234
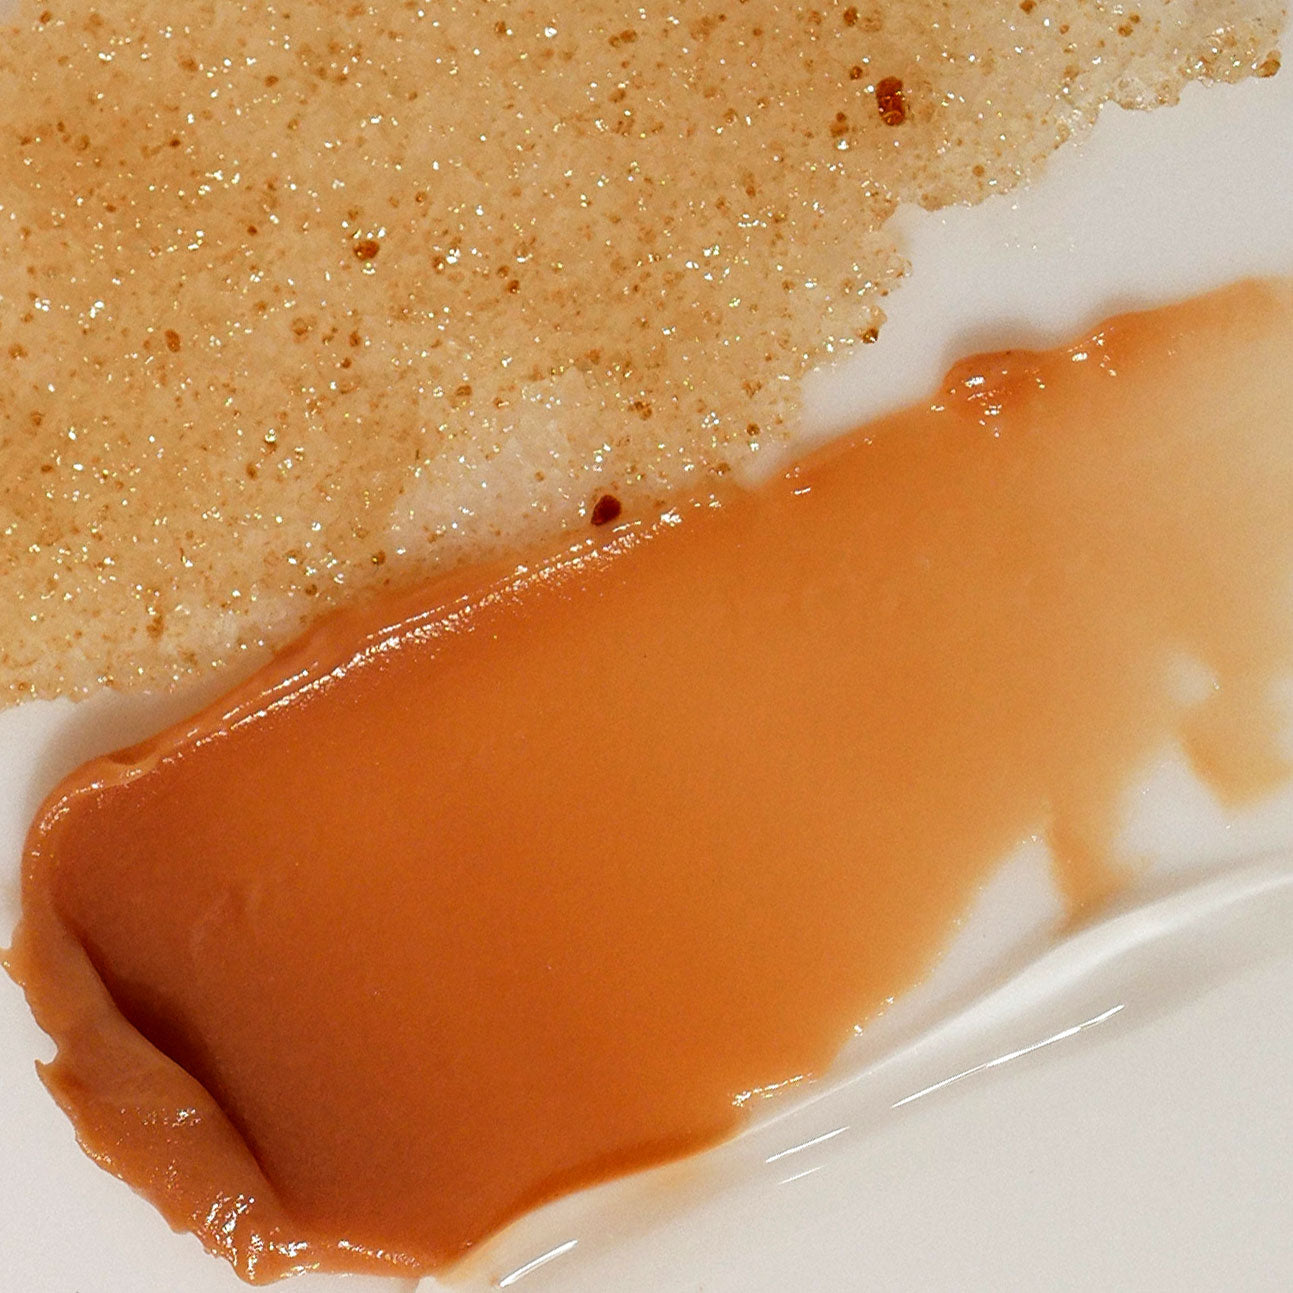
9,281,1293,1281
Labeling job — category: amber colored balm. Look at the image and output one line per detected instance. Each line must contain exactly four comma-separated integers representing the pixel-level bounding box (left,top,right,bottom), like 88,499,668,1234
9,281,1293,1281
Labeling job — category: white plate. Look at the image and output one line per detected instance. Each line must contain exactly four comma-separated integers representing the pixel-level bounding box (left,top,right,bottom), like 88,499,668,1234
2,57,1292,1293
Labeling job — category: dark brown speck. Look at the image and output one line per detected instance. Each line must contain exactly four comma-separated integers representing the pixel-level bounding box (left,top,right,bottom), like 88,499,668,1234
590,494,622,526
875,76,907,126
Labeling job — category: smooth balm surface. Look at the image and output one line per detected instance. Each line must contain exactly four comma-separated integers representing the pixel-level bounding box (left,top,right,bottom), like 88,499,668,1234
11,281,1293,1281
0,0,1284,698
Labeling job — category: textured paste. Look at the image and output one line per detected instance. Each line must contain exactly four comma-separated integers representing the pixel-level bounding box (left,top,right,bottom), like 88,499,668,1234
0,0,1284,698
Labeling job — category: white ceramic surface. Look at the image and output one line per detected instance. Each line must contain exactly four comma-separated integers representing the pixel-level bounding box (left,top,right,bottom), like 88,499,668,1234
2,53,1292,1293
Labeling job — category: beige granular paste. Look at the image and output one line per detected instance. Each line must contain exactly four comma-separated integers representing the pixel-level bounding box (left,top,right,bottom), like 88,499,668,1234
0,1,1284,700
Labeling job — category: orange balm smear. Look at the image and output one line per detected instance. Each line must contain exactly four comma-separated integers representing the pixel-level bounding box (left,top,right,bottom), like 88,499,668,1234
11,280,1293,1281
